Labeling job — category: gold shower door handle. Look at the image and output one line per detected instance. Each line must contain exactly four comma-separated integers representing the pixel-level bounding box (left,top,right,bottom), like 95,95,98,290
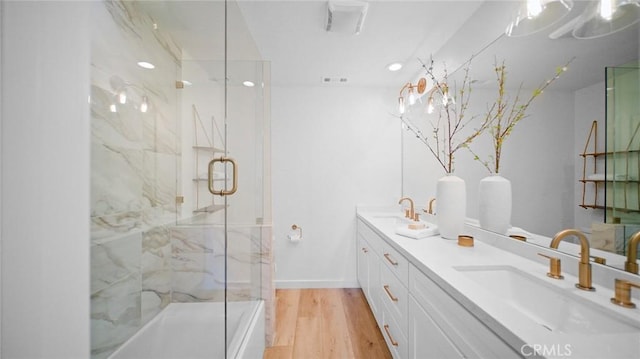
208,157,238,196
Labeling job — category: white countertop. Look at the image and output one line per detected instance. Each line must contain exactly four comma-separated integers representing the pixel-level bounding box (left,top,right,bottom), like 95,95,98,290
357,208,640,359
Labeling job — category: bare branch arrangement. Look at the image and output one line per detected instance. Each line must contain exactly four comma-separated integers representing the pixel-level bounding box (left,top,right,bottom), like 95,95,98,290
469,57,574,174
411,57,494,174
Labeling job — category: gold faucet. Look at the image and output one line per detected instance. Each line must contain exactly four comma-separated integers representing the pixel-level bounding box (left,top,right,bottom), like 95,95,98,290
398,197,415,220
625,231,640,274
427,197,436,214
550,229,595,291
610,279,640,308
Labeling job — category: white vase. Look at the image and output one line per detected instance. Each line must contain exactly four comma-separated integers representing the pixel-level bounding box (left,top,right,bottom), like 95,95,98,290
436,174,466,239
478,174,512,235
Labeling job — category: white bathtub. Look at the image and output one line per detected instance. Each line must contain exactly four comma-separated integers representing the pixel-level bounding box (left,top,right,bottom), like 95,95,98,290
109,301,264,359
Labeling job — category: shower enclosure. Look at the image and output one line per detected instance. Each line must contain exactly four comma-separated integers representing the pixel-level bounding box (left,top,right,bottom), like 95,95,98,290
89,1,272,358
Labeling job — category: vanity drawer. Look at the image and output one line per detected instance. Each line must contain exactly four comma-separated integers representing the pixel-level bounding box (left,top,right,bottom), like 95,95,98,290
409,264,517,358
357,219,383,255
380,239,409,287
381,300,408,359
380,261,408,337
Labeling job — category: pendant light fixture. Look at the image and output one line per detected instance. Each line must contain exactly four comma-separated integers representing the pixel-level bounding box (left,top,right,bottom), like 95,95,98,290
506,0,574,37
572,0,640,39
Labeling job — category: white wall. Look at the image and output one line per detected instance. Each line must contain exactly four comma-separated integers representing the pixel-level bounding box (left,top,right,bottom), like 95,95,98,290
1,2,91,357
272,85,401,288
574,81,606,233
0,0,4,351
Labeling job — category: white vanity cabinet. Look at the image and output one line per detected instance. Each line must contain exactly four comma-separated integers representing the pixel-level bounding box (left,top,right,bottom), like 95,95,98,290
408,296,464,358
357,219,409,357
379,243,410,358
357,234,381,319
357,217,518,359
409,264,517,358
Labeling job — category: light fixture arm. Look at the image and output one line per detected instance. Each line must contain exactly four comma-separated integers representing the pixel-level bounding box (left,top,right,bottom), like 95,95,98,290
397,78,427,114
398,78,427,97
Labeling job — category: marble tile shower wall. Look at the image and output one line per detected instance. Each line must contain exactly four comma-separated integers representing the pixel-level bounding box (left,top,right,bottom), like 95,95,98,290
90,1,181,358
171,226,264,302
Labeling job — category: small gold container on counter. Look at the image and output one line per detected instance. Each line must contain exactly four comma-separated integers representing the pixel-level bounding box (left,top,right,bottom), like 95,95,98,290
509,234,527,242
458,235,474,247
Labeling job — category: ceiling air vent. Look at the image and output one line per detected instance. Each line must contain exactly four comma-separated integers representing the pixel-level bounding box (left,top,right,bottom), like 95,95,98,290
325,1,369,35
321,77,349,84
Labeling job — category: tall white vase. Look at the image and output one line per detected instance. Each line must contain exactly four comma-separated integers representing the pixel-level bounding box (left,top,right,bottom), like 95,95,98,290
478,174,512,235
436,174,466,239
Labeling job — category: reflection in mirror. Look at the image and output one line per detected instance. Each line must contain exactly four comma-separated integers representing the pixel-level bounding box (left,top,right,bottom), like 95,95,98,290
400,1,639,275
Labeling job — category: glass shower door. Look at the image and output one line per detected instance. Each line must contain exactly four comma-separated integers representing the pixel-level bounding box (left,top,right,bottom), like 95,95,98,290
222,59,270,354
175,57,269,357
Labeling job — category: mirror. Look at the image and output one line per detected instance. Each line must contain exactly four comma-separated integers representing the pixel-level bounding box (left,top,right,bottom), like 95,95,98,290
400,1,640,273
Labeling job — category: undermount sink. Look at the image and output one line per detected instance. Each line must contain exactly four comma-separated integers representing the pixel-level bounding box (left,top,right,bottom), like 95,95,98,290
454,265,640,335
370,213,432,225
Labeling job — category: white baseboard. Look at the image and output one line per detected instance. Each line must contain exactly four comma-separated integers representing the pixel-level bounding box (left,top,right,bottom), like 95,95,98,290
275,279,360,289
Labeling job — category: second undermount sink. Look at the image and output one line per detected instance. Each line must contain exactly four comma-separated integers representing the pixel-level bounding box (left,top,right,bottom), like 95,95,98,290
370,214,433,226
454,265,640,335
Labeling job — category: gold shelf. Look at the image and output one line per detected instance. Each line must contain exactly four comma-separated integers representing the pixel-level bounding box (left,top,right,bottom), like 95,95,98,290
580,149,640,157
580,179,640,183
193,145,224,153
193,204,226,213
580,204,640,213
192,178,226,182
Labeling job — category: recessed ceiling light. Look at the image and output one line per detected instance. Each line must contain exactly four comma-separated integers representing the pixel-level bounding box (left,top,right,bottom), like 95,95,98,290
243,81,255,87
137,61,155,69
388,63,403,72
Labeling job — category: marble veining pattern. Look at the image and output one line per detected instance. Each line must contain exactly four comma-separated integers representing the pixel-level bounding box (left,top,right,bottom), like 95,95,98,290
170,226,264,302
90,0,182,357
91,232,142,359
141,225,172,324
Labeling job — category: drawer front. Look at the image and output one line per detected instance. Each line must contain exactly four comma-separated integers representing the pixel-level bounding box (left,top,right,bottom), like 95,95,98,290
357,236,369,289
380,262,408,337
357,219,383,255
381,302,408,359
381,239,409,287
409,265,517,359
409,296,465,359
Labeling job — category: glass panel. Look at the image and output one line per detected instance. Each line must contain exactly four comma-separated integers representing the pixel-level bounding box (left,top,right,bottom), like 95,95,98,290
90,1,227,358
224,60,270,352
90,1,269,357
606,65,640,223
605,64,640,255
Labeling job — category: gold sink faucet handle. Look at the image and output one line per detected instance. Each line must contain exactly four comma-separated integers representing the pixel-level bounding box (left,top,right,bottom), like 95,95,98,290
590,255,606,265
538,253,564,279
610,279,640,308
625,231,640,274
427,197,436,215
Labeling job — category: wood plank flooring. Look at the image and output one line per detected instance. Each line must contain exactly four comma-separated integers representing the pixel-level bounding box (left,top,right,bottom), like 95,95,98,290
263,288,392,359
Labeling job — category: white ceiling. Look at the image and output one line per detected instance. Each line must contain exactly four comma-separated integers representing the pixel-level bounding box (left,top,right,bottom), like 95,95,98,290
140,0,639,91
236,0,639,90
